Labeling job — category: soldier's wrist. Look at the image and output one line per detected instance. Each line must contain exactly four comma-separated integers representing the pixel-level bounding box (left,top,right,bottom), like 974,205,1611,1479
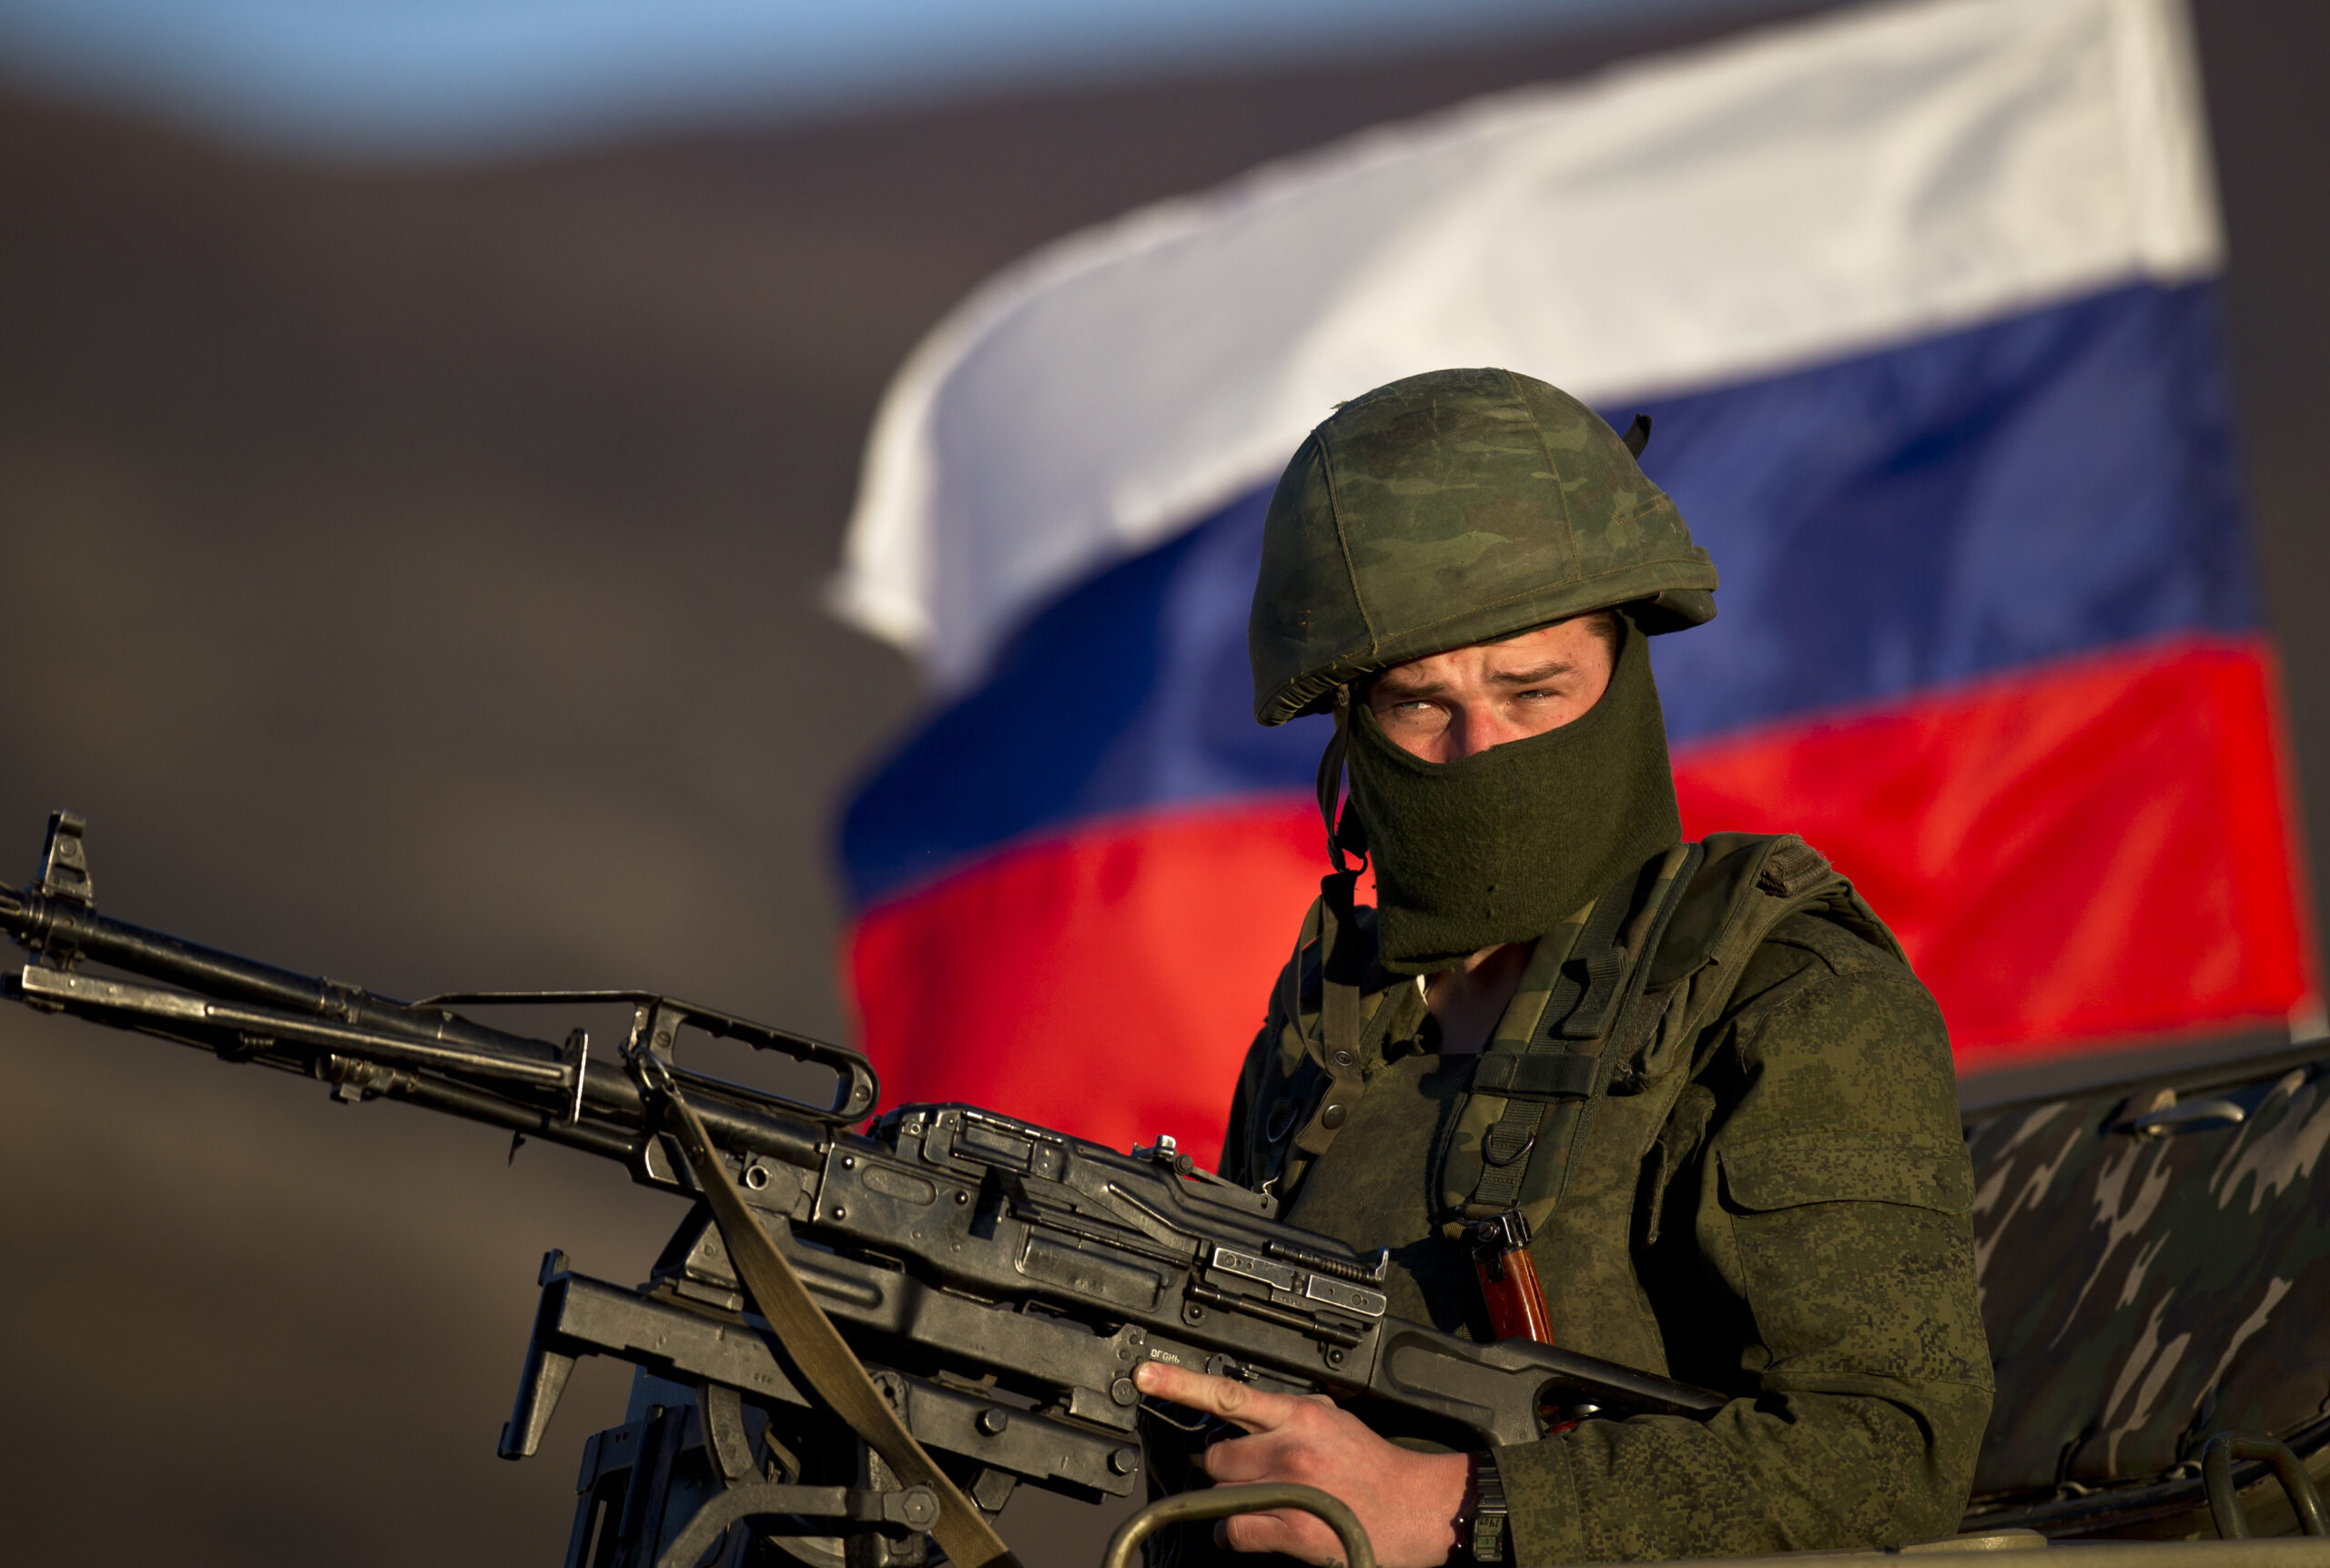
1454,1451,1509,1563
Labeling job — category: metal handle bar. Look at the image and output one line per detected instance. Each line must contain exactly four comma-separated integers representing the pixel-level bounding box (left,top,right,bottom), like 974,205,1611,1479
2204,1432,2328,1538
1101,1485,1376,1568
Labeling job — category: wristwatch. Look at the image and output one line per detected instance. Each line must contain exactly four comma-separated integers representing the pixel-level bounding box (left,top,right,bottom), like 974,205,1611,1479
1455,1451,1510,1563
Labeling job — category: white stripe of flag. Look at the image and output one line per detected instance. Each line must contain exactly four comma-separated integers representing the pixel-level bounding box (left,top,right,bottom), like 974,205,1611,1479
829,0,2219,693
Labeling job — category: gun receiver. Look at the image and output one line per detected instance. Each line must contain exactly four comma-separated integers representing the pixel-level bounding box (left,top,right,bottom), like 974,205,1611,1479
0,811,1724,1566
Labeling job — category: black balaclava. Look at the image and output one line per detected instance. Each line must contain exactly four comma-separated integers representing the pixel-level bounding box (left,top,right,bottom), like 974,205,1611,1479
1342,614,1682,974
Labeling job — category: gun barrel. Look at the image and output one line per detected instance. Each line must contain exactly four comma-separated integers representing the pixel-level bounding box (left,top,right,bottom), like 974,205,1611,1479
5,880,330,1007
1,878,831,1175
1,878,562,1066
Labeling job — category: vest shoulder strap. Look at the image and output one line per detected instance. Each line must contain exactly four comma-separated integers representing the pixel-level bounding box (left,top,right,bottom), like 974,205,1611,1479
1447,833,1883,1228
1453,843,1700,1219
1247,834,1890,1224
1655,832,1893,1051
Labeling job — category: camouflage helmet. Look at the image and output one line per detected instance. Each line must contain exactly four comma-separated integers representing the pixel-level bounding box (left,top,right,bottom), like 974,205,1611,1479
1248,367,1718,725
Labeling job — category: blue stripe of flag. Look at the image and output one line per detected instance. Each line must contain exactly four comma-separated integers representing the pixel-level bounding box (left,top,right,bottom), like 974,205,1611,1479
839,279,2256,911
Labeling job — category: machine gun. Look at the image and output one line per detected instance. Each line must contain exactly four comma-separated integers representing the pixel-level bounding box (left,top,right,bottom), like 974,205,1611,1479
0,811,1723,1568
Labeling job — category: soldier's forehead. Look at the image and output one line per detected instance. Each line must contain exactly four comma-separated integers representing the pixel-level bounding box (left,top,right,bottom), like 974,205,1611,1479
1379,622,1591,678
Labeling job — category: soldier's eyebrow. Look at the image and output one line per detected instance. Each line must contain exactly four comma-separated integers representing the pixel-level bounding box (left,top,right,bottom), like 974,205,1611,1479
1370,671,1444,699
1486,659,1576,687
1373,658,1576,703
1373,672,1453,701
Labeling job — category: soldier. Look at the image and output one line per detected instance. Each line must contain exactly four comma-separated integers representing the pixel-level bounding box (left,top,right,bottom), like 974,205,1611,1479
1135,369,1992,1565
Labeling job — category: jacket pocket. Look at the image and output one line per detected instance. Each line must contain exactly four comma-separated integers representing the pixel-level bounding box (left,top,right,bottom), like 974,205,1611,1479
1716,1136,1988,1383
1720,1136,1972,1216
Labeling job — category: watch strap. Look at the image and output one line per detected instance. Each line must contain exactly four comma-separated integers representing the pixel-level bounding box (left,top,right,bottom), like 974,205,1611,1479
1464,1451,1509,1563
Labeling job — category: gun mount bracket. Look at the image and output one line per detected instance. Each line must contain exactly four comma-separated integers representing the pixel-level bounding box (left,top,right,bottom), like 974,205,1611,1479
653,1481,940,1568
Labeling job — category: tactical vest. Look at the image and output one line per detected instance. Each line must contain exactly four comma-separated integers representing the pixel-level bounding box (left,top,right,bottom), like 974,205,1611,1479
1234,833,1906,1371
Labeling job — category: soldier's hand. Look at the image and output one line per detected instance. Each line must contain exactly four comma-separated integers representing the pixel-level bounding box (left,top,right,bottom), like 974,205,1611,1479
1132,1361,1467,1568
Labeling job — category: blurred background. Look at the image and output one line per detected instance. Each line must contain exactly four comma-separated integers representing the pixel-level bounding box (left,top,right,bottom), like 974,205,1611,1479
0,0,2321,1563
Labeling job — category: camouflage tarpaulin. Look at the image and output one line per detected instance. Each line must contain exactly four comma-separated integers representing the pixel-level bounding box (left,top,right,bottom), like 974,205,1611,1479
1967,1045,2330,1536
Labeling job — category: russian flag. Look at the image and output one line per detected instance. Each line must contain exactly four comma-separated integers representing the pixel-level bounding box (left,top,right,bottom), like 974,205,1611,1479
829,0,2318,1162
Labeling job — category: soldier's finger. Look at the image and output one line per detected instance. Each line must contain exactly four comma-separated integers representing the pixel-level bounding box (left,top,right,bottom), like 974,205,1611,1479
1132,1361,1304,1431
1197,1430,1292,1485
1216,1508,1342,1565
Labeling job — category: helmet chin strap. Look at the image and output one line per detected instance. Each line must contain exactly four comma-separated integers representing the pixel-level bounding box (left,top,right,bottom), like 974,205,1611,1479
1294,685,1372,1159
1314,686,1369,870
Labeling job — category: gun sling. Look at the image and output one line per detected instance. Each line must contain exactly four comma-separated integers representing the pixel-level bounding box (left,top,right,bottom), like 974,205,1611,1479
639,1055,1024,1568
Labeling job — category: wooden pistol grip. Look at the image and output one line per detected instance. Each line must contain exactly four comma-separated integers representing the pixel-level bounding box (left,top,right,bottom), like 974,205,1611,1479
1475,1247,1555,1345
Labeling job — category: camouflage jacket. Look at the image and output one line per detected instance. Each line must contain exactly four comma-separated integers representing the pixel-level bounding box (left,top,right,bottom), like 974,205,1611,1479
1205,836,1995,1563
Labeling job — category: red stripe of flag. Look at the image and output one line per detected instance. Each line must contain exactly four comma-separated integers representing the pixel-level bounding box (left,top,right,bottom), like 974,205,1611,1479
845,803,1323,1158
846,636,2315,1158
1673,634,2314,1065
